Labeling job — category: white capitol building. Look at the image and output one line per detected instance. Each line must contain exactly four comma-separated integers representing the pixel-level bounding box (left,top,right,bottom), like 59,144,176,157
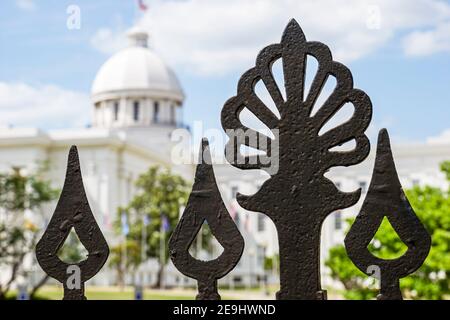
1,26,449,291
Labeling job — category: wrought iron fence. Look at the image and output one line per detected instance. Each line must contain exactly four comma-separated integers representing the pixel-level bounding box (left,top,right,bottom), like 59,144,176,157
35,19,431,300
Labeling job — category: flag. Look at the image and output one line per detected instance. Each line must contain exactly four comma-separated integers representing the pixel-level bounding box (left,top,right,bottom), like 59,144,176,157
103,213,112,230
161,214,170,232
143,215,151,226
121,212,129,236
244,213,251,232
229,202,237,221
138,0,148,11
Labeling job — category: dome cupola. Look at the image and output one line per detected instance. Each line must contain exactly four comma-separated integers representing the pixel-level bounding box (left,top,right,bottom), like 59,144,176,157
127,26,149,48
91,26,184,129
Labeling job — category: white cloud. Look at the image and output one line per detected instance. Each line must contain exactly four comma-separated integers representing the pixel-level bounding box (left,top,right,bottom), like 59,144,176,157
90,28,128,55
427,129,450,145
16,0,35,11
0,82,91,129
91,0,450,76
403,22,450,56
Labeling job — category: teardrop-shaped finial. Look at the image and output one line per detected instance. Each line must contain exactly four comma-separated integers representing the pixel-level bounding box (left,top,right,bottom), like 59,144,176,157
35,146,109,300
168,138,244,300
345,129,431,300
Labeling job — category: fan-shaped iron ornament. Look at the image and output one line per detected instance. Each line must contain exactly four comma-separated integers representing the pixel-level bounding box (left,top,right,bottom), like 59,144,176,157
221,19,372,299
36,146,109,300
345,129,431,300
169,138,245,300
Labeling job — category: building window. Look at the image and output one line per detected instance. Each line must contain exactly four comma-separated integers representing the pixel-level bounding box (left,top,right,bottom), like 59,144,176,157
113,102,119,121
257,214,265,232
231,186,238,199
359,181,367,193
153,101,160,123
334,212,342,230
257,245,265,266
133,101,140,121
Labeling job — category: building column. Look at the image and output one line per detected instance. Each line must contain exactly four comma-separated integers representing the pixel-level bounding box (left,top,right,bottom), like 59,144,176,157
119,97,127,126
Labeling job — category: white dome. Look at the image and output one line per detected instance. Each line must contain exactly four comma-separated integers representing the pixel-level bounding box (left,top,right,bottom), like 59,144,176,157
91,33,184,103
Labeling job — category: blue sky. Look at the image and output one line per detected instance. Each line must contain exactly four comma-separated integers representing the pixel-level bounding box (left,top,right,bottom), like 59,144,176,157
0,0,449,144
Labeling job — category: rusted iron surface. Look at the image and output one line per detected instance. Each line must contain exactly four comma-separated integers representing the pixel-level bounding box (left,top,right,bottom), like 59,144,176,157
169,139,245,300
35,146,109,300
345,129,432,300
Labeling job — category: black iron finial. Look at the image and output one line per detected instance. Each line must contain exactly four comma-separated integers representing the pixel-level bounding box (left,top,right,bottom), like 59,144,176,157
345,129,432,300
221,19,372,299
35,146,109,300
169,138,245,300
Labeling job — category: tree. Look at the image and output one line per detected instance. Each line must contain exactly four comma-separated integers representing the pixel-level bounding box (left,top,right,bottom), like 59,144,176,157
110,166,189,288
264,254,279,274
326,161,450,300
109,240,141,288
0,166,59,299
221,19,372,299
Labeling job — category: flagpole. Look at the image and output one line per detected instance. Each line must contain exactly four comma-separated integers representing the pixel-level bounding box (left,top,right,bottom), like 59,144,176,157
159,212,164,289
141,215,147,288
136,0,148,23
121,211,129,292
122,234,127,291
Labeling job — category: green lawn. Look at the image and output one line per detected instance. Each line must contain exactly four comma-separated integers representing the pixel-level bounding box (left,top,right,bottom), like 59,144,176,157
8,286,241,300
8,285,344,300
9,286,195,300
